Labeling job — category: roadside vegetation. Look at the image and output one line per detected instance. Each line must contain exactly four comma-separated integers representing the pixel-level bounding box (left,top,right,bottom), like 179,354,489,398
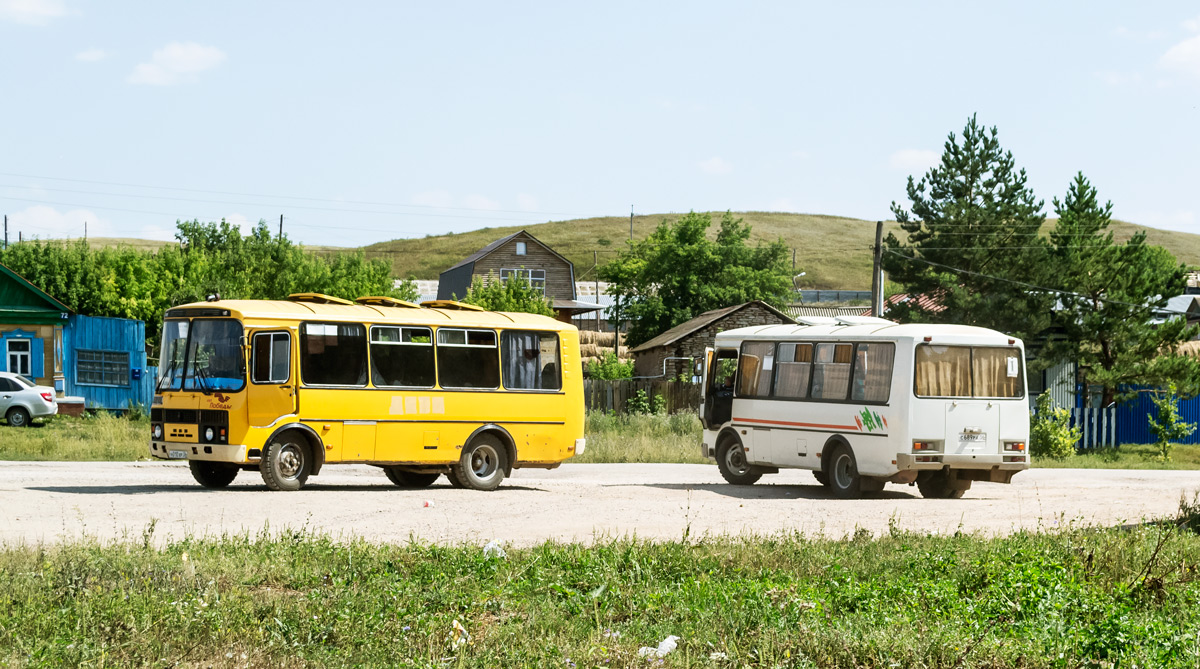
2,499,1199,667
0,412,146,461
575,411,705,464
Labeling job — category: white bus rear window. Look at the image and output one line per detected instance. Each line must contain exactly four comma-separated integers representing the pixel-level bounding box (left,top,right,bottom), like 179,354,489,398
915,345,1024,398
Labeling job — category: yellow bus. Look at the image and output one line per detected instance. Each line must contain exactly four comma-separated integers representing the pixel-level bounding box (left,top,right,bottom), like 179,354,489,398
148,294,584,491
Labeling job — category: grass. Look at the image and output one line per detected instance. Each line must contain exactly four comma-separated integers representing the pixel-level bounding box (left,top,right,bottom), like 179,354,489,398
0,412,148,461
1033,442,1200,469
2,500,1200,667
576,411,705,464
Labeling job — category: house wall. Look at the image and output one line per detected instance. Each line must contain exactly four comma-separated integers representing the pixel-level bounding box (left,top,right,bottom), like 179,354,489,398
633,303,792,378
63,315,151,410
471,236,575,300
0,324,58,387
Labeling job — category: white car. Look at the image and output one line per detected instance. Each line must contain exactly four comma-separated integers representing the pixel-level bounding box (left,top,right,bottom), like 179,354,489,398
0,372,58,427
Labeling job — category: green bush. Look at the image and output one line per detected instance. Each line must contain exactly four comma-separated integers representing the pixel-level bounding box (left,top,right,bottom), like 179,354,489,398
1148,383,1197,462
586,351,633,380
1030,393,1080,460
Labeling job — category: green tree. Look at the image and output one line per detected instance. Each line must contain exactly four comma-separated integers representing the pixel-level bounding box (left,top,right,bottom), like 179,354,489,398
599,211,791,347
1148,383,1197,462
882,115,1053,343
461,272,554,316
586,350,634,380
1040,174,1200,406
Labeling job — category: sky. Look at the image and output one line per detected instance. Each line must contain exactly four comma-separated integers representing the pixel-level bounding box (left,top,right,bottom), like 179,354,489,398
2,1,1199,248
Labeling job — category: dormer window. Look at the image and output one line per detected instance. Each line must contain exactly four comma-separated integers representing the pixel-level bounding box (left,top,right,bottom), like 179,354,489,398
515,241,527,255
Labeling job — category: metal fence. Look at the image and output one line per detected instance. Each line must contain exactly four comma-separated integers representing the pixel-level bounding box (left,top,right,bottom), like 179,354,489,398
584,380,702,414
1114,387,1200,446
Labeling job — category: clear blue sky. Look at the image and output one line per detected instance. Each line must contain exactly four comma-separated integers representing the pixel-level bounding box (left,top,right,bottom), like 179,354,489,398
2,1,1198,247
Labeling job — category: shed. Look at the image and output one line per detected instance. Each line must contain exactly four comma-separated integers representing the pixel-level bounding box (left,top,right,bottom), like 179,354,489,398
630,301,794,378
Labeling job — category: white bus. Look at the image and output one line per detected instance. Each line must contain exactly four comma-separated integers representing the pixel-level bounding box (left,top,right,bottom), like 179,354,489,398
699,316,1030,498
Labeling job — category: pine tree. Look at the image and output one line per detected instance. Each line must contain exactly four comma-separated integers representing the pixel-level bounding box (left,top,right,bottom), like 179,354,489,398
882,115,1052,343
1041,173,1200,406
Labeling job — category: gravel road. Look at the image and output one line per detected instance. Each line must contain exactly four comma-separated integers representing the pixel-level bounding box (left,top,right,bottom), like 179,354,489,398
1,461,1197,546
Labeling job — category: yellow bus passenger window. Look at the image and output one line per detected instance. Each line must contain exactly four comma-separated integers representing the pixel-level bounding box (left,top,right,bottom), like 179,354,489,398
301,323,367,386
501,331,560,390
437,328,499,389
370,326,435,388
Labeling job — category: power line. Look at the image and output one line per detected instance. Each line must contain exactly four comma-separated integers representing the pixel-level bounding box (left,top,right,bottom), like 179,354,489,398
0,171,572,216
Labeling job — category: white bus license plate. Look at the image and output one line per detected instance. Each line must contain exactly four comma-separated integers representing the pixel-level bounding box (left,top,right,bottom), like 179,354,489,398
959,433,986,443
168,450,187,459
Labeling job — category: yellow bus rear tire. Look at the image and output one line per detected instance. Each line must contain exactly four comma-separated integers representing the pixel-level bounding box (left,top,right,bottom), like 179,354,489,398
452,435,507,491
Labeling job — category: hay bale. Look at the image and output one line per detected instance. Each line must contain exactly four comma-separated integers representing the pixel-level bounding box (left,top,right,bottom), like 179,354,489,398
579,343,601,358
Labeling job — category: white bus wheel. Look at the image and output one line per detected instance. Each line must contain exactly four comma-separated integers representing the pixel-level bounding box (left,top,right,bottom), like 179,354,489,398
716,439,762,486
813,470,829,487
917,470,968,499
260,434,312,492
825,444,862,499
452,435,508,491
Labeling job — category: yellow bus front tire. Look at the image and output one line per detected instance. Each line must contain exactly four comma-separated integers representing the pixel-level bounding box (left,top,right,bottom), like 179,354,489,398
189,460,239,489
261,433,312,492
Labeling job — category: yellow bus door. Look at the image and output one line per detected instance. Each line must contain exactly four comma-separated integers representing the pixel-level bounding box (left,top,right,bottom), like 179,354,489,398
248,330,297,428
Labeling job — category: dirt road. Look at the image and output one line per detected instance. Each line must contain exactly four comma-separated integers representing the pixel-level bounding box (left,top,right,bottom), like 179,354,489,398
1,461,1197,546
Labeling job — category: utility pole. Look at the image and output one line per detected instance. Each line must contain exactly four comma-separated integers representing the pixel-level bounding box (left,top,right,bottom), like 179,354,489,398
84,220,87,241
629,205,634,242
278,214,284,239
871,221,884,317
792,248,796,272
3,215,7,250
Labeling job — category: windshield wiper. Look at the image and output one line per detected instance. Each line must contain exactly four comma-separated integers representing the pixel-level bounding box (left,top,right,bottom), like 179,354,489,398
155,340,182,393
192,364,213,395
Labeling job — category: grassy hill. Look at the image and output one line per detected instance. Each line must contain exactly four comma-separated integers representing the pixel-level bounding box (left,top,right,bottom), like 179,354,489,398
357,212,1200,290
78,213,1200,290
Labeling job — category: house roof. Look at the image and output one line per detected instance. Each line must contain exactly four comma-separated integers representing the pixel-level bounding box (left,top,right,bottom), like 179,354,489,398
630,301,794,353
0,262,71,325
443,230,572,273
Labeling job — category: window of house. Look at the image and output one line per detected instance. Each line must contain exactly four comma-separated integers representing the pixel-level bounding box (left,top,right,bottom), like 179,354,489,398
501,331,560,390
300,323,367,386
850,342,895,403
6,339,31,377
437,328,499,388
736,342,775,397
811,343,853,400
500,268,547,294
77,350,130,386
774,343,813,399
251,332,291,384
370,326,435,388
515,241,527,255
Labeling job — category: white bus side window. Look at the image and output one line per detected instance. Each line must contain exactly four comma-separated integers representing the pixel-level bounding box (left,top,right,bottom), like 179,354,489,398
850,342,895,403
737,342,775,397
775,343,813,399
914,345,971,397
811,343,852,400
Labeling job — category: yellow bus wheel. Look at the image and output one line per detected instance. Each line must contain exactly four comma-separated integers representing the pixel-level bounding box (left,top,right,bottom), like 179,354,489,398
383,467,440,489
260,434,312,492
452,435,508,491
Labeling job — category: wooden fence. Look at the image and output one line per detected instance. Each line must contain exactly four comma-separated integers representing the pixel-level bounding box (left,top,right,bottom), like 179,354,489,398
584,380,702,414
1072,406,1117,449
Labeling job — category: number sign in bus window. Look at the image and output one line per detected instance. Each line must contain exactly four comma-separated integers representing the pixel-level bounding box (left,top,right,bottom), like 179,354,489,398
301,323,367,386
811,343,853,400
370,326,435,388
850,342,895,403
251,332,290,384
737,342,775,397
437,328,499,389
501,331,560,390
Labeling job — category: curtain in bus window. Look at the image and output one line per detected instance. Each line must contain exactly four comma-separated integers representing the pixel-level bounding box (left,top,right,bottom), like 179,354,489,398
301,323,367,386
972,347,1024,398
811,343,852,400
774,343,812,399
851,342,895,403
437,329,500,388
371,326,435,387
737,342,774,397
914,345,971,397
501,331,561,390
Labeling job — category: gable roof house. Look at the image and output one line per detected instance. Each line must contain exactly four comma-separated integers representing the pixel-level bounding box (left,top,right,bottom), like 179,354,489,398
0,262,150,413
437,231,600,322
630,301,794,379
